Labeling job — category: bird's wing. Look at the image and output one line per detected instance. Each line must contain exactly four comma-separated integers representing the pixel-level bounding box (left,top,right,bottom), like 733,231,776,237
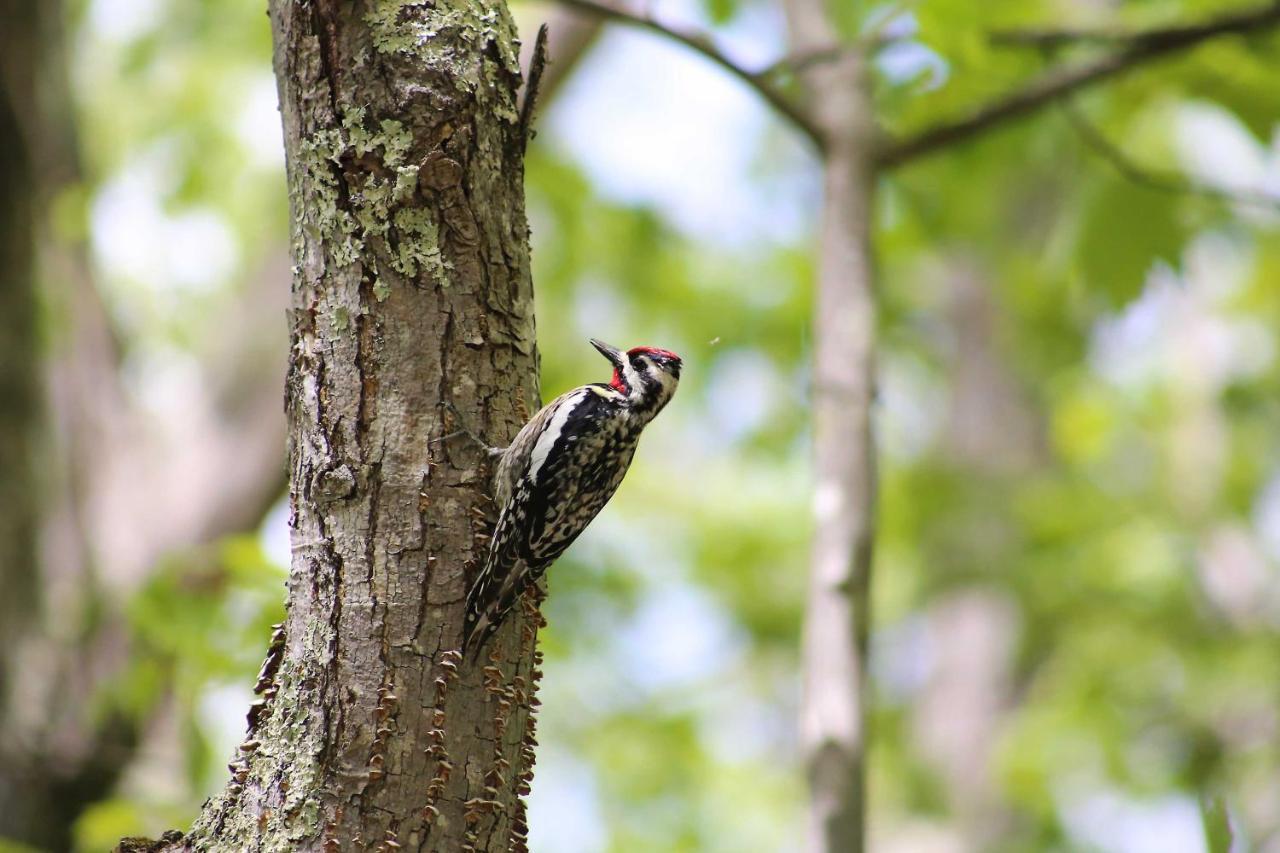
464,388,628,650
493,387,589,508
496,388,623,570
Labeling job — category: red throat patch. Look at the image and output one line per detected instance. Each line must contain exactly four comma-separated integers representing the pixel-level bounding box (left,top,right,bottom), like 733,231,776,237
609,369,627,392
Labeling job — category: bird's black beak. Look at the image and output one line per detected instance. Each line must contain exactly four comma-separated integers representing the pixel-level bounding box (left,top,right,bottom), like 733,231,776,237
589,338,625,369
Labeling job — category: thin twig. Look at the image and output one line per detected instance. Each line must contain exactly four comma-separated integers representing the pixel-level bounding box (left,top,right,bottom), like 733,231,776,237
1061,99,1280,211
757,44,845,79
555,0,824,149
878,0,1280,168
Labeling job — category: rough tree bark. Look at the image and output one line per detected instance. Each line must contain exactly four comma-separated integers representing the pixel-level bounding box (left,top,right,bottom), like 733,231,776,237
163,0,543,849
782,2,878,852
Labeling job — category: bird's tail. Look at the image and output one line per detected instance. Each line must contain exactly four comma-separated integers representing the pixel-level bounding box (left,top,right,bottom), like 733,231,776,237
461,610,498,662
461,557,545,662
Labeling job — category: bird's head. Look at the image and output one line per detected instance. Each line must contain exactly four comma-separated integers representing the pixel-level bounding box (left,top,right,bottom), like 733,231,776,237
590,338,682,413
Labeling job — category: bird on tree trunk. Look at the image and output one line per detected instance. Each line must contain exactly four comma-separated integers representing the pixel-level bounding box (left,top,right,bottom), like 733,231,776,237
459,338,682,656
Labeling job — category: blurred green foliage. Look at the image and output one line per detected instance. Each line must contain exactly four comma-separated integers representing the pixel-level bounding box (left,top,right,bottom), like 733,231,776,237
73,537,285,851
38,0,1280,850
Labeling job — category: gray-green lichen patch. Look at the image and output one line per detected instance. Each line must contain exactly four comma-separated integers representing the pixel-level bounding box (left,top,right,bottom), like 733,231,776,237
393,164,419,202
364,0,436,56
185,649,330,849
391,208,448,280
364,0,522,94
297,106,451,290
379,120,412,164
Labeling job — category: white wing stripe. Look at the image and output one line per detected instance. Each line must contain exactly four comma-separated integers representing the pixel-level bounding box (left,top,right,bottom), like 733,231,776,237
527,389,586,483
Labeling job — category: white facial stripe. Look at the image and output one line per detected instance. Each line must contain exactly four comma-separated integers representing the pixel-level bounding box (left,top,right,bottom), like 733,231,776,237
621,358,643,399
528,390,585,482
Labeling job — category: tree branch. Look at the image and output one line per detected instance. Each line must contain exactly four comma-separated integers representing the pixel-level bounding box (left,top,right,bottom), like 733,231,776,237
991,6,1280,49
556,0,825,149
878,1,1280,168
1060,99,1280,211
990,27,1145,49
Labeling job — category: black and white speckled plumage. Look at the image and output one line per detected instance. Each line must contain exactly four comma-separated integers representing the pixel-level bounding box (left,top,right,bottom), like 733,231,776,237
463,339,682,655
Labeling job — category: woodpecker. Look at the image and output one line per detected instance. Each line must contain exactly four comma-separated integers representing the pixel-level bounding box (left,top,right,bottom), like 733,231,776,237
461,338,682,656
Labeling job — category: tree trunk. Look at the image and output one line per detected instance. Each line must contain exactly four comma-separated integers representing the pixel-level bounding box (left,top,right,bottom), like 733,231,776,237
0,3,294,846
801,109,877,853
171,1,541,849
0,3,82,846
0,0,40,697
783,2,879,851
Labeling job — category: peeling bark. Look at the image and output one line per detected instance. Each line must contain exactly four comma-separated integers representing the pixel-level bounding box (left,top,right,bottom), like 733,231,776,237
169,1,542,849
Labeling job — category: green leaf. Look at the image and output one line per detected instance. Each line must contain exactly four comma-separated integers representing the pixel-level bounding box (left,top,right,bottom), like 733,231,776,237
1074,180,1191,305
700,0,737,25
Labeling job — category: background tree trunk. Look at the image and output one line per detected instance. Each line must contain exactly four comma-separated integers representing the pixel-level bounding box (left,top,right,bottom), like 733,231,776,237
0,0,40,699
0,4,45,838
172,0,542,849
783,1,879,851
0,5,137,847
0,3,291,846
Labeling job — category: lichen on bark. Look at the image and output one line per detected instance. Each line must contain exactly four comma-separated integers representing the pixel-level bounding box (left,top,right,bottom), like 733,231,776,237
167,0,543,849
